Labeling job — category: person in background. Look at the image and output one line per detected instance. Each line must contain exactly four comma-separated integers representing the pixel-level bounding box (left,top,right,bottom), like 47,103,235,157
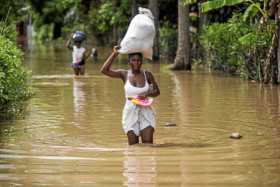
66,32,90,76
100,46,160,145
91,47,98,61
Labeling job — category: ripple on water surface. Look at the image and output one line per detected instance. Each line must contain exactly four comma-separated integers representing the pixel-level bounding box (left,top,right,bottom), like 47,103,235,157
0,49,279,186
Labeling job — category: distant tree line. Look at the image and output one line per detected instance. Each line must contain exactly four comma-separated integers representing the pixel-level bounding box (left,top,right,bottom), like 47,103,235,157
1,0,279,84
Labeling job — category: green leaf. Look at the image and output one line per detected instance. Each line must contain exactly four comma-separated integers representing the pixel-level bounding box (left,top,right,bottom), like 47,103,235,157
182,0,197,5
200,0,248,13
243,3,260,21
238,33,256,46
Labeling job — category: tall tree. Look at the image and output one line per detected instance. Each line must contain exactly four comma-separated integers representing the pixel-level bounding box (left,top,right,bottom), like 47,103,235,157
149,0,160,61
269,0,280,83
131,0,137,17
171,0,191,70
278,14,280,83
263,0,280,84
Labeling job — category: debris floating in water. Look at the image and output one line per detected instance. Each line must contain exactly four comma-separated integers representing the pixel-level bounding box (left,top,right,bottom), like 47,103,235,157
257,132,263,136
229,132,242,139
164,122,176,127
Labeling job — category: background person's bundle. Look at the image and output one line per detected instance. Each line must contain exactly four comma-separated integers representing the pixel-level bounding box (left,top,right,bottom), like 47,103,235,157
72,31,86,42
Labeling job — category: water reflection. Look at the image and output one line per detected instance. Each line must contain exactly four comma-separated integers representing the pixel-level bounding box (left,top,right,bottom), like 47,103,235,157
73,77,86,114
123,147,156,187
170,71,192,125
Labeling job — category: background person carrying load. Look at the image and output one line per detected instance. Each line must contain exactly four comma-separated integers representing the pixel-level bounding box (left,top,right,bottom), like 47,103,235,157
66,31,91,76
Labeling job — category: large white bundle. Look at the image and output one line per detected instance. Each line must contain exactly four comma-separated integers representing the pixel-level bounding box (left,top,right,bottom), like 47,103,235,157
118,7,155,60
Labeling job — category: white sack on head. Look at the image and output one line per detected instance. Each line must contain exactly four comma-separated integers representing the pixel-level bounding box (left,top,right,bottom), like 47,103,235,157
118,7,155,60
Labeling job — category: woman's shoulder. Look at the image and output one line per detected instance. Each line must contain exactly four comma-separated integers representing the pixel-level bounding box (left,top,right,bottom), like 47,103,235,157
116,69,128,77
143,70,153,77
119,69,128,74
143,70,155,83
119,69,128,82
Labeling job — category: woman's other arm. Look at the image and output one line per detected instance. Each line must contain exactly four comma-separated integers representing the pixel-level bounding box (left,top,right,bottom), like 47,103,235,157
146,71,160,97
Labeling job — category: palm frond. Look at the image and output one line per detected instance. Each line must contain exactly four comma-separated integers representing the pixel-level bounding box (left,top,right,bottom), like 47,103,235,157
243,3,260,21
200,0,248,13
181,0,197,5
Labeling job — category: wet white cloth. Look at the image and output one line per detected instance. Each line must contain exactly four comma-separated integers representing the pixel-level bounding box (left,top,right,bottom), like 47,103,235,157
122,70,155,136
118,7,155,60
72,45,86,64
122,100,155,136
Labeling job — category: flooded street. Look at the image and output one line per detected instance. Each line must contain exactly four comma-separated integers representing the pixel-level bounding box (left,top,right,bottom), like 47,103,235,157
0,45,280,186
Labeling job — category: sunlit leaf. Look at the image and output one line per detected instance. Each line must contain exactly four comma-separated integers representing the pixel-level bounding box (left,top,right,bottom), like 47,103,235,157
181,0,197,5
200,0,249,13
243,3,260,21
238,32,256,45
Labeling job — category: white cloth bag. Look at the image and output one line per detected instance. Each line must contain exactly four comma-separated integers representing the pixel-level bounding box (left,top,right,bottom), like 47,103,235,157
118,7,155,60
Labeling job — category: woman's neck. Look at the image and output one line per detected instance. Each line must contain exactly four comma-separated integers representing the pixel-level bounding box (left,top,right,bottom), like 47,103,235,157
131,69,141,74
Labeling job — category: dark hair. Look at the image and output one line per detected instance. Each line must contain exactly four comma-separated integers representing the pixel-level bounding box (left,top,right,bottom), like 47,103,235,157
128,53,143,61
74,40,82,44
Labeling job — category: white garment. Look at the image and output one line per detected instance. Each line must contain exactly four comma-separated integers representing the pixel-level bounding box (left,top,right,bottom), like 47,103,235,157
124,70,149,98
122,70,155,136
72,45,86,64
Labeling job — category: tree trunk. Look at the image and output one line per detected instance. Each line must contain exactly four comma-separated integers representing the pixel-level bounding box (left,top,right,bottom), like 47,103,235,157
263,2,280,84
149,0,160,61
263,32,277,83
171,0,191,70
269,0,280,17
131,0,137,17
198,5,207,32
53,22,62,39
277,6,280,83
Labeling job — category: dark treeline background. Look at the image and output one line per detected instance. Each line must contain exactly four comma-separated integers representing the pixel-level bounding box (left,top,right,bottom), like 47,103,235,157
0,0,280,84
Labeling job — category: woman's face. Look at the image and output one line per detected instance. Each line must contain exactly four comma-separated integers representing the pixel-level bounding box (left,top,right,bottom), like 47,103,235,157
74,41,82,48
129,54,142,72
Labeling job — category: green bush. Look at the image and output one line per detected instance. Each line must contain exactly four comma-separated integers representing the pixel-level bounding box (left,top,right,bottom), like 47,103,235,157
238,21,275,80
0,22,17,42
0,26,32,119
159,23,177,59
200,15,250,71
200,14,274,79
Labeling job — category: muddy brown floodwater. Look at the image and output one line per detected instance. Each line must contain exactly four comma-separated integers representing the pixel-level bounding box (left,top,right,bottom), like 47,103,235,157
0,44,279,186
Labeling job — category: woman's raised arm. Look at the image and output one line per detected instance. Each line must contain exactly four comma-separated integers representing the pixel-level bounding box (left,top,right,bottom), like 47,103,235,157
100,46,125,81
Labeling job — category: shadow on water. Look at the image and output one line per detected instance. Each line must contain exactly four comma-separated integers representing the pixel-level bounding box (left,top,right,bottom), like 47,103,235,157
135,142,213,148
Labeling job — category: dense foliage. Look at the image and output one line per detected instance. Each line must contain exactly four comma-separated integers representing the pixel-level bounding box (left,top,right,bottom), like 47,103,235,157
200,14,274,79
0,23,32,119
30,0,79,40
0,0,26,21
87,0,130,45
1,0,278,83
159,23,177,59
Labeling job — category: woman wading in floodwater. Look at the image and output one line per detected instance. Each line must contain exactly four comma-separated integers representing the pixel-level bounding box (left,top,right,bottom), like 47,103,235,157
101,46,160,145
